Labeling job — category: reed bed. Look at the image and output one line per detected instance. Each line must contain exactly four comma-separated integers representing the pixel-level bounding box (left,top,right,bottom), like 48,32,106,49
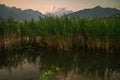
0,17,120,52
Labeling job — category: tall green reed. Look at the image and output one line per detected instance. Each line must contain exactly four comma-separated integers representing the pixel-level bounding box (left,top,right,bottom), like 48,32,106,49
0,16,120,52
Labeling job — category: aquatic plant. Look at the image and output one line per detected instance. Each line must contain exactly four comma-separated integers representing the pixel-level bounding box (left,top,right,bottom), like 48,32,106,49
39,66,60,80
0,16,120,52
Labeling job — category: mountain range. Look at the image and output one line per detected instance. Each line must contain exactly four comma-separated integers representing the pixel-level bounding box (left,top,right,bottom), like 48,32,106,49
0,4,44,21
67,6,120,18
46,10,73,17
0,4,120,21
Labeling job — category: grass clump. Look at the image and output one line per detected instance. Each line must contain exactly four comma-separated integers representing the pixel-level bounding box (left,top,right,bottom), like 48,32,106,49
39,66,60,80
0,16,120,52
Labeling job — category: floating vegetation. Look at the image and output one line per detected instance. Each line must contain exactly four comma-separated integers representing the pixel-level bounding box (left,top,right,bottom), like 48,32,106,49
39,66,61,80
0,17,120,52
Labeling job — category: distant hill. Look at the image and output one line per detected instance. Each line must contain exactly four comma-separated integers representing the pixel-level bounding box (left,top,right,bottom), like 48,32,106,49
66,6,120,18
0,4,44,21
46,10,73,17
1,4,120,20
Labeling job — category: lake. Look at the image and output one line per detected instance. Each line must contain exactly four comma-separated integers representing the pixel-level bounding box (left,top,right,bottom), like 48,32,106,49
0,48,120,80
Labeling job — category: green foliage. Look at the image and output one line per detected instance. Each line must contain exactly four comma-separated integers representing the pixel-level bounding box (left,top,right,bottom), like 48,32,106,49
39,66,61,80
0,16,120,51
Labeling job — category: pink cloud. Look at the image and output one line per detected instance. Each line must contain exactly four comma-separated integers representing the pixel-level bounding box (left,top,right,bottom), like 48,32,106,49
50,6,66,13
42,6,66,14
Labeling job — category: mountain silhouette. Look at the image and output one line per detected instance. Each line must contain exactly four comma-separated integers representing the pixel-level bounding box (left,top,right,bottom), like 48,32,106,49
66,5,120,18
1,4,120,20
0,4,44,21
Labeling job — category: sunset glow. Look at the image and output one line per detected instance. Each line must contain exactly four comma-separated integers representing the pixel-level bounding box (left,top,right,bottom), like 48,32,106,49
0,0,120,14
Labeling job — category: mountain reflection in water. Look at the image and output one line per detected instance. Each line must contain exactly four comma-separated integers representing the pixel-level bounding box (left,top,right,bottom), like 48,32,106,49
0,49,120,80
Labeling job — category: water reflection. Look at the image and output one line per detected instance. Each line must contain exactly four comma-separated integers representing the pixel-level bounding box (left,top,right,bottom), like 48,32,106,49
0,49,120,80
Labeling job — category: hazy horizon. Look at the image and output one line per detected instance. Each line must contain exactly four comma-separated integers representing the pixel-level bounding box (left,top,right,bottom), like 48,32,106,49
0,0,120,14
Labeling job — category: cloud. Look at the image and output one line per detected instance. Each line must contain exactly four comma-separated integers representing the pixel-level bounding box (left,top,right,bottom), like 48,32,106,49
42,6,66,14
50,6,66,13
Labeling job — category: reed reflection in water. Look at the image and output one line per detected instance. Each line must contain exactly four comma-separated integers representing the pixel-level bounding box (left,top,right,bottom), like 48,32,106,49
0,49,120,80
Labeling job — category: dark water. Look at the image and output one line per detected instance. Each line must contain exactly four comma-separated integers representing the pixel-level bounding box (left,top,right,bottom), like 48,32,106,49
0,49,120,80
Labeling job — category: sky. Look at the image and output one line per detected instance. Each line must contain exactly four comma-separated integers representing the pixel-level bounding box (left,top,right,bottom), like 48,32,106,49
0,0,120,14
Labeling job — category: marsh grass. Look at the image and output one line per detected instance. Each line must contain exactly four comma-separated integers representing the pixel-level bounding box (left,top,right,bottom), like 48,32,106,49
0,17,120,52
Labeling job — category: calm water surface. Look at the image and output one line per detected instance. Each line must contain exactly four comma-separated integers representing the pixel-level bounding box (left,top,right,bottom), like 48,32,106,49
0,49,120,80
